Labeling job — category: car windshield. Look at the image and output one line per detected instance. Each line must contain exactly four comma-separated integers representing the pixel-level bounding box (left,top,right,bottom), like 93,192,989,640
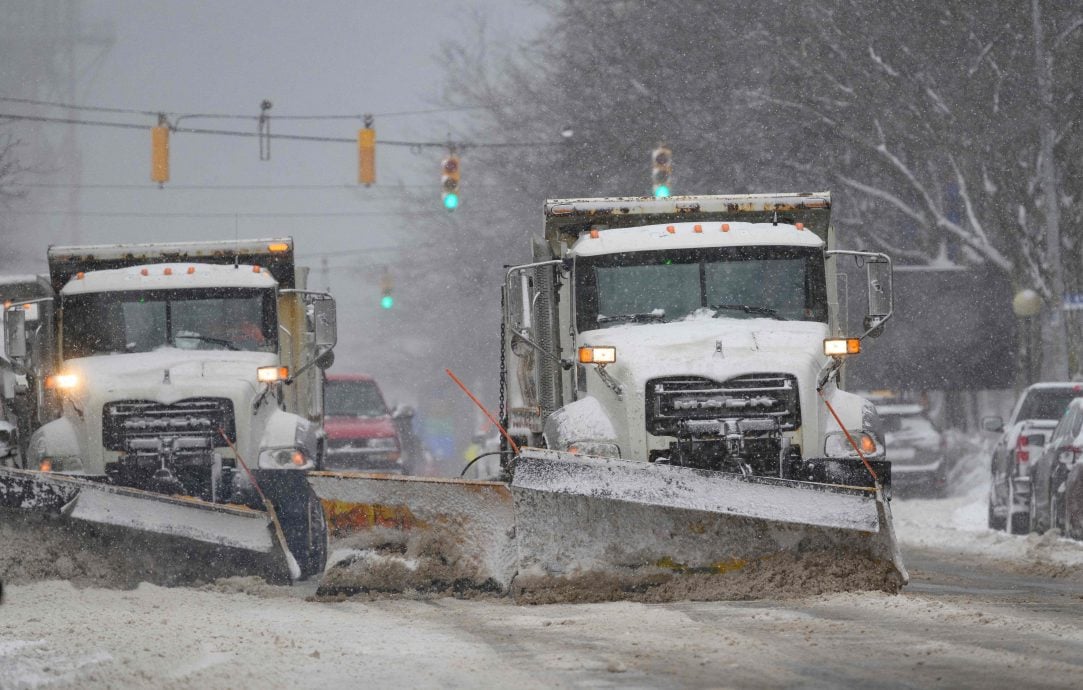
62,288,278,358
325,380,388,417
575,245,827,332
1017,388,1083,421
882,414,938,436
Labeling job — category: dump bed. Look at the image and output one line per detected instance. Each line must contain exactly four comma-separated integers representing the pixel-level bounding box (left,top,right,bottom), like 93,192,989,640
543,193,832,255
47,238,296,292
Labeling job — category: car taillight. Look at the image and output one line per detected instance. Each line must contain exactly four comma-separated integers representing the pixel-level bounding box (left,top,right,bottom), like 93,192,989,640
1015,434,1029,462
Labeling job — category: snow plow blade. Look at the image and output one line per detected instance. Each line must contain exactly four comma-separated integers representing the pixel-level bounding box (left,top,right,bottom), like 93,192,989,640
0,467,295,587
509,449,908,601
308,471,516,596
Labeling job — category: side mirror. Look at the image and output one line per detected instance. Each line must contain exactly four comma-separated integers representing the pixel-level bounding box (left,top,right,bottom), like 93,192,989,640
865,259,892,338
313,298,337,348
4,308,27,360
981,416,1004,433
392,404,415,419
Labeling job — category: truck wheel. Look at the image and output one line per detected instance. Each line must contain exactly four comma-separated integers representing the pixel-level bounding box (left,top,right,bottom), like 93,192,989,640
291,487,328,580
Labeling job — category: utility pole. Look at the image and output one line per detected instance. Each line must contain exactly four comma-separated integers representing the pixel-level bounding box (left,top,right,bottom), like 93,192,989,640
1032,0,1069,378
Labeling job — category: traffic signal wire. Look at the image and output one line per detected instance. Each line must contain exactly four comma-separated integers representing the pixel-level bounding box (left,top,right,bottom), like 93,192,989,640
0,95,494,121
0,111,567,149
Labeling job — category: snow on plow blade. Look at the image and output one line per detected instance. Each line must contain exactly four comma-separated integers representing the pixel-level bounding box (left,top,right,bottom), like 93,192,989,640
510,449,908,601
307,471,517,596
0,467,294,587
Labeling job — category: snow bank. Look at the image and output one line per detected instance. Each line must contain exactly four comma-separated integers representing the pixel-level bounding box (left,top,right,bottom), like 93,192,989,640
891,435,1083,571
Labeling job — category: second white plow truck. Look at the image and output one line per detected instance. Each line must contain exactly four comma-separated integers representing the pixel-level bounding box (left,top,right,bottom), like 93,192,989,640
310,193,907,600
0,238,335,585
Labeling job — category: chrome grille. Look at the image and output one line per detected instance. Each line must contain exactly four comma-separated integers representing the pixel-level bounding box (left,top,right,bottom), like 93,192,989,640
102,398,235,451
646,374,800,436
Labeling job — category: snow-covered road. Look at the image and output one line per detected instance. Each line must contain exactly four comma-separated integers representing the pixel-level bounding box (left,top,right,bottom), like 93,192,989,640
3,485,1083,688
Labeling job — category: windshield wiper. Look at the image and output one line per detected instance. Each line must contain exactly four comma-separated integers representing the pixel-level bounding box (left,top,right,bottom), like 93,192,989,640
174,334,240,351
597,311,666,325
709,304,786,320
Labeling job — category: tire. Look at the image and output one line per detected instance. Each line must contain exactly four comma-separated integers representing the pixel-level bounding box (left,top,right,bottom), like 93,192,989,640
1009,510,1030,535
988,493,1006,531
295,488,328,580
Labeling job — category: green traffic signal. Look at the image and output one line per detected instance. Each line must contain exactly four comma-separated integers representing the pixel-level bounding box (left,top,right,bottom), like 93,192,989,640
380,294,394,309
653,185,671,198
443,192,460,210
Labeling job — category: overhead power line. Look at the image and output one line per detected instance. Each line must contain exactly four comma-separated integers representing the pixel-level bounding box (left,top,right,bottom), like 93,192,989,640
6,209,442,218
0,95,494,121
0,111,567,149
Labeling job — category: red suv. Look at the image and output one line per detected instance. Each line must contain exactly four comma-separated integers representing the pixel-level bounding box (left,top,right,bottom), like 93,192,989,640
323,374,402,473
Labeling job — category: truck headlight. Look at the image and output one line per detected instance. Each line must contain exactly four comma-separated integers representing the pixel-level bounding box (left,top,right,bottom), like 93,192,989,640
258,447,312,470
38,456,84,473
825,431,880,458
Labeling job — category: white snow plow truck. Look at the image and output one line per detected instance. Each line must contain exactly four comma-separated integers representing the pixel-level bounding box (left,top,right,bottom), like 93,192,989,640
0,238,336,585
309,193,907,600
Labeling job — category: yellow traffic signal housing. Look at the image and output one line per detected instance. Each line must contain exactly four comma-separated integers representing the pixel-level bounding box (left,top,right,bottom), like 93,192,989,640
151,126,170,184
358,127,376,186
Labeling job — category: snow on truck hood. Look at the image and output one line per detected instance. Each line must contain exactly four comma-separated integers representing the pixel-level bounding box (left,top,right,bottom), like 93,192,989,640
579,315,829,388
62,349,276,403
569,220,823,257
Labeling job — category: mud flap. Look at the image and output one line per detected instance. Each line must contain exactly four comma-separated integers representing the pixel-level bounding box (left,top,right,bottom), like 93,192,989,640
306,471,516,596
509,449,908,598
0,467,294,587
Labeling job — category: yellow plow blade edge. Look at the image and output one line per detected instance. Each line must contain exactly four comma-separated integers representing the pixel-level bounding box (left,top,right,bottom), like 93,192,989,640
307,471,516,596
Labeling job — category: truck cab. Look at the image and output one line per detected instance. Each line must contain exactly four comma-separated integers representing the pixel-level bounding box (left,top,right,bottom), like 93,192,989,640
18,239,336,506
502,194,894,486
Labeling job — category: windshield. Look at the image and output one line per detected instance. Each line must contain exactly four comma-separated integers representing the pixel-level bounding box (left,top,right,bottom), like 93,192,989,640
325,379,388,417
62,288,278,359
574,245,827,331
1017,388,1083,421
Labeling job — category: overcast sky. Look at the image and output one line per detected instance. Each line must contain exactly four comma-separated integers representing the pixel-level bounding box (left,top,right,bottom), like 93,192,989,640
3,0,544,249
0,0,548,434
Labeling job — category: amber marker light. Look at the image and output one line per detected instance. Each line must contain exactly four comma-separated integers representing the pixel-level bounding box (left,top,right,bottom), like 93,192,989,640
268,242,290,253
823,338,861,356
578,346,617,364
257,366,289,383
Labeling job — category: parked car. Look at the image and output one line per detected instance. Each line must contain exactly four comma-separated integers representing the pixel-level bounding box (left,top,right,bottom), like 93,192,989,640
877,403,947,496
322,374,403,473
984,382,1083,533
1028,398,1083,537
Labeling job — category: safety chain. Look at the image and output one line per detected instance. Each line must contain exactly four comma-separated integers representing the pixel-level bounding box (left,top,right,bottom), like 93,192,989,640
498,289,508,454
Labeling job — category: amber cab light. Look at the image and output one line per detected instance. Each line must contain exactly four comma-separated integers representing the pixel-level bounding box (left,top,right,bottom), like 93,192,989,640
257,366,289,383
578,346,617,364
824,338,861,356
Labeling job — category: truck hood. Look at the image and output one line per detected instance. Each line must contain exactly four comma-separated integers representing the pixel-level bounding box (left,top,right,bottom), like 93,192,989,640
324,415,397,441
579,315,830,388
63,348,276,403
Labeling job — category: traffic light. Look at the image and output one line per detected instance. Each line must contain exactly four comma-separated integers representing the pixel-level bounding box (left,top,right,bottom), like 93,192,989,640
151,121,169,184
441,154,460,210
358,114,375,186
651,145,672,198
379,268,393,309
